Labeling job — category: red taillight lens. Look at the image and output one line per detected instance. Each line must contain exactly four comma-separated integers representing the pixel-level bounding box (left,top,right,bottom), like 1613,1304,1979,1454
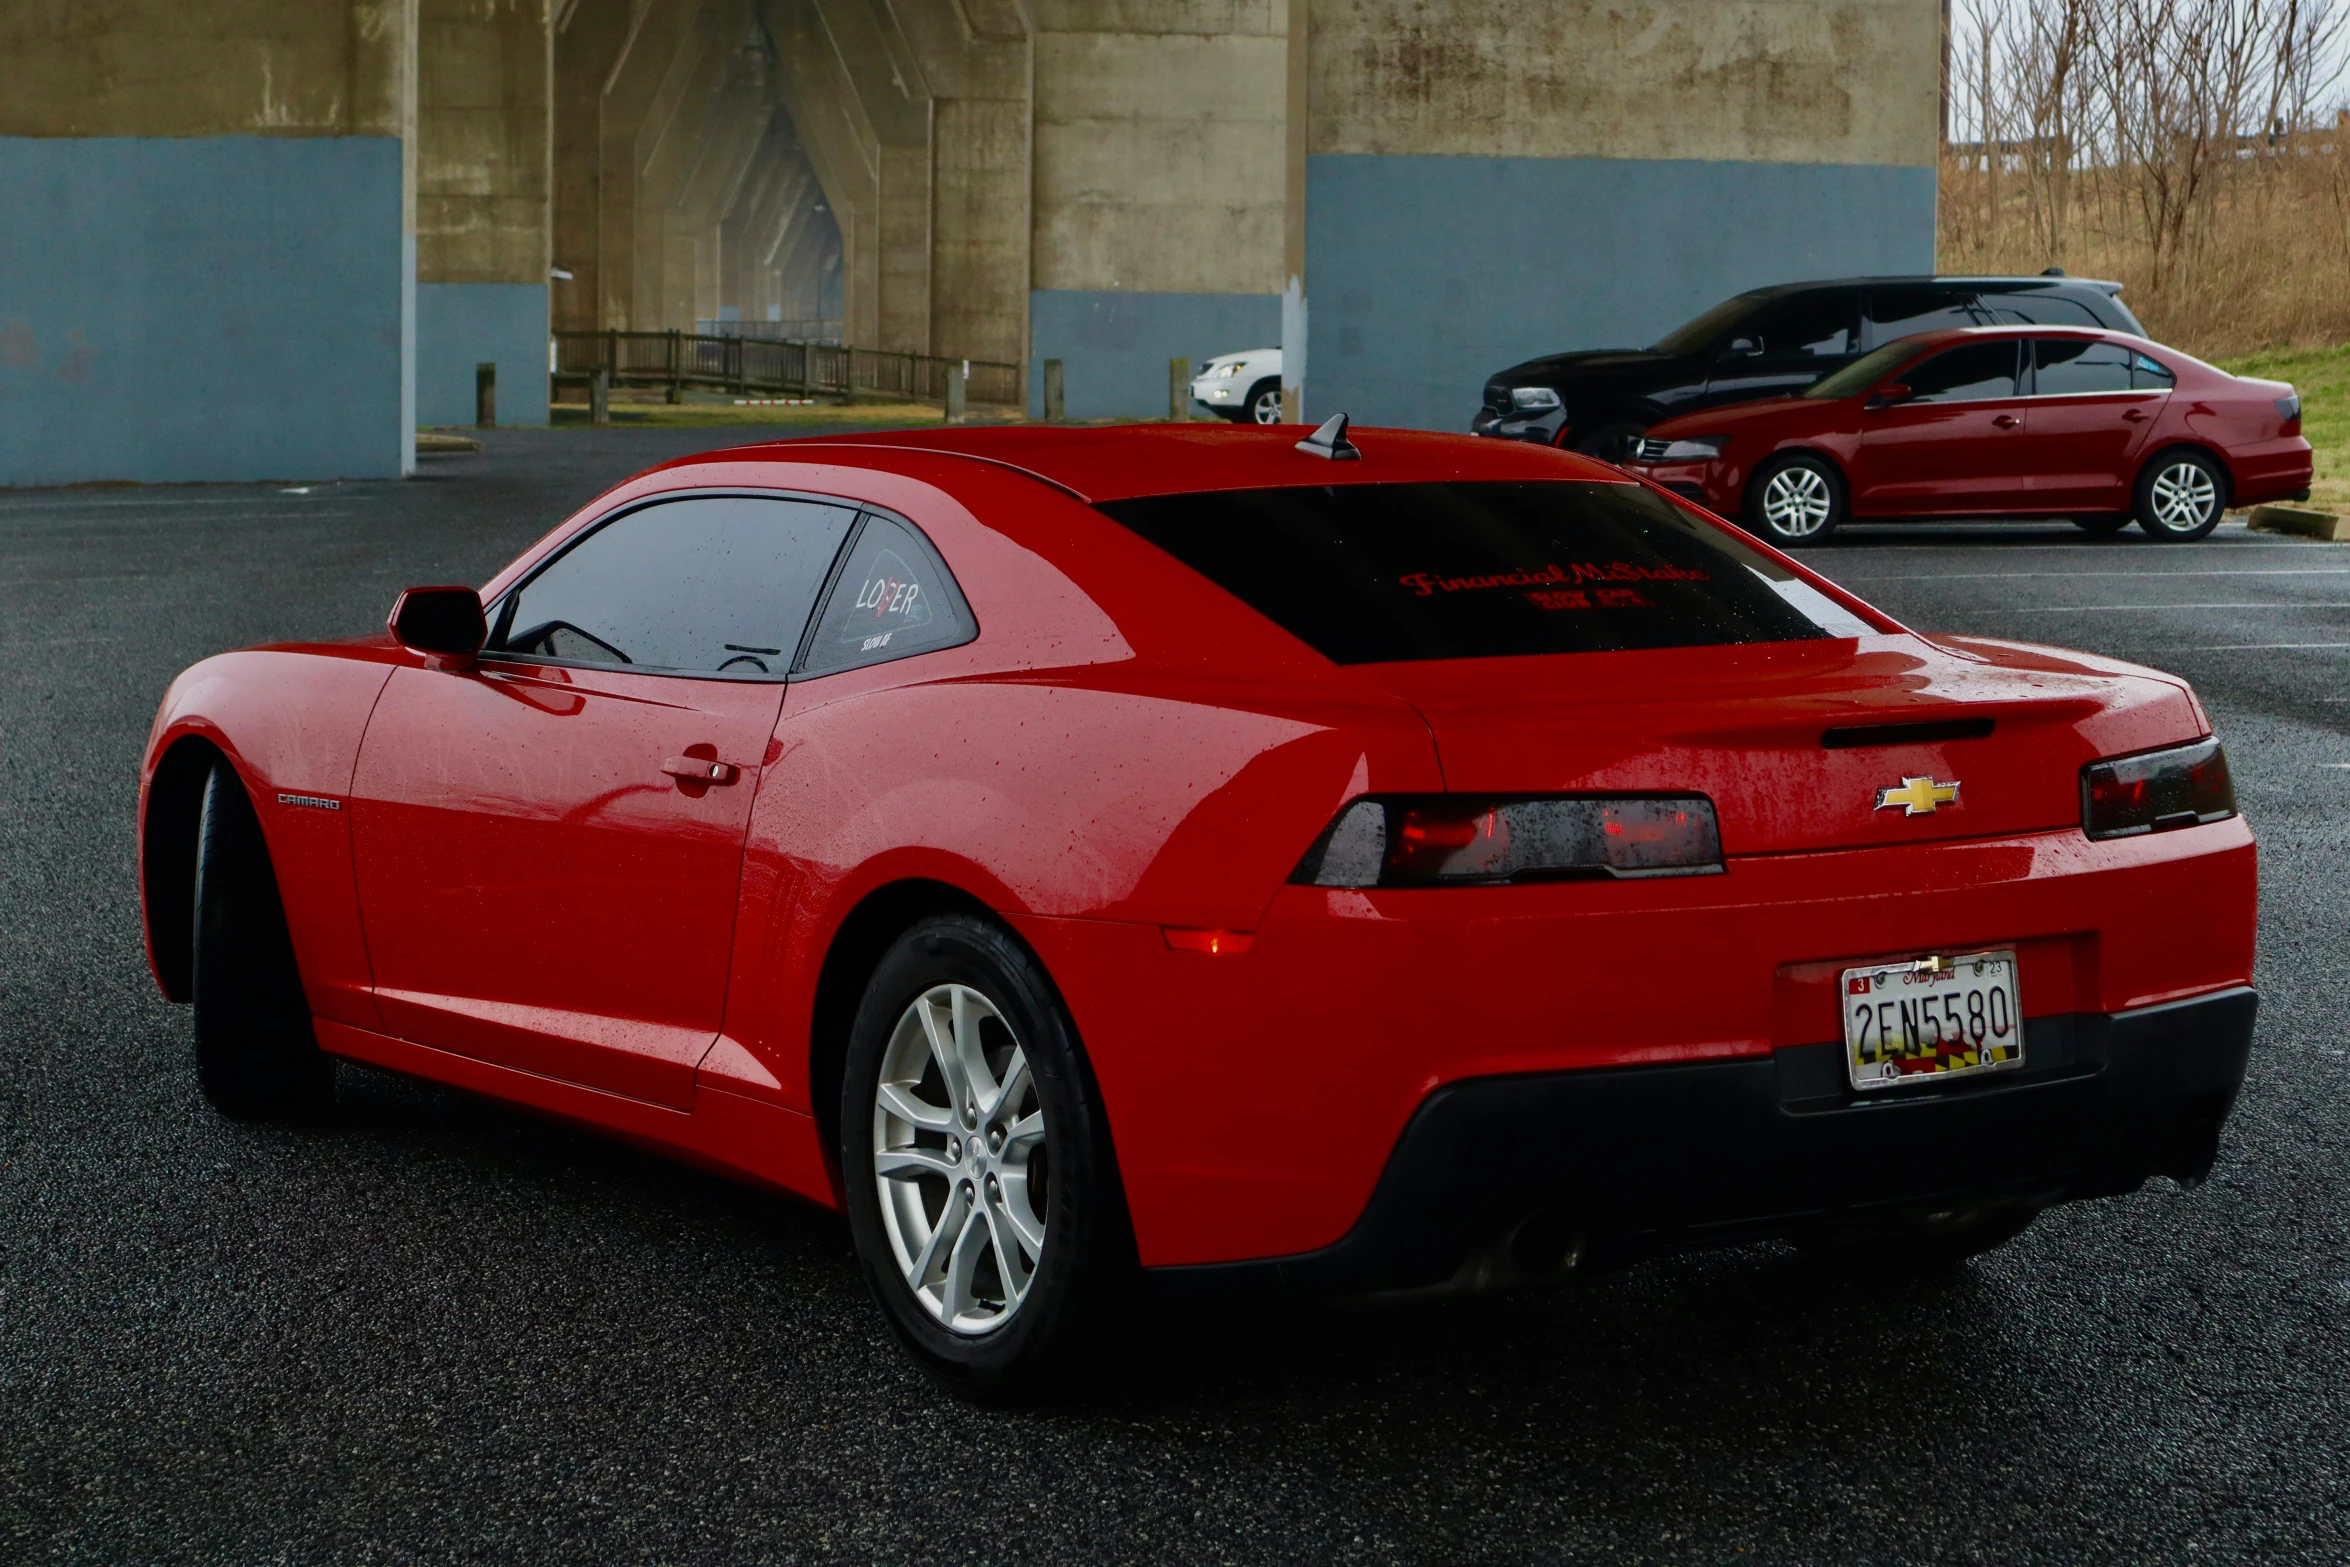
2082,738,2236,840
1293,796,1723,887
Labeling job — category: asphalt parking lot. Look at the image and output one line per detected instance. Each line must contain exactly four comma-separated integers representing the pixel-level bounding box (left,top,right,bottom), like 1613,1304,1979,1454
5,430,2349,1565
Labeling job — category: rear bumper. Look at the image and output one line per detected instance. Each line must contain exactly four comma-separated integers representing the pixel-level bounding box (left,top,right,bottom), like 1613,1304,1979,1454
1148,987,2255,1298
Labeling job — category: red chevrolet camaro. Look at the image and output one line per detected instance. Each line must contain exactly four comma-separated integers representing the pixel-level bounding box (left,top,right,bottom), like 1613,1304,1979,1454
140,419,2257,1397
1618,325,2311,546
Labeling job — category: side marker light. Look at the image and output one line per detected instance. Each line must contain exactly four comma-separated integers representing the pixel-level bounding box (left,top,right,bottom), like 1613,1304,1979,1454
1162,928,1254,955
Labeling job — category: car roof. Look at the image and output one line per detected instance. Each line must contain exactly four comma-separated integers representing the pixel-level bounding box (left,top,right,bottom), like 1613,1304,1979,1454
678,423,1623,504
1741,274,2127,295
1877,323,2146,351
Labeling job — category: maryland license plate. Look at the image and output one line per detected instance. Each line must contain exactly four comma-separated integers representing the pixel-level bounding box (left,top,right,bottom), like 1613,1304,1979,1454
1842,950,2023,1091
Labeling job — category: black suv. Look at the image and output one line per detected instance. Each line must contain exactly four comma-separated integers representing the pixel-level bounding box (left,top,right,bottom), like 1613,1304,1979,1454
1473,275,2148,457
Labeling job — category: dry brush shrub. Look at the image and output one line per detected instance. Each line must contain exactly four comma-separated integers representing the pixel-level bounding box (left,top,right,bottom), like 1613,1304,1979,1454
1941,0,2350,357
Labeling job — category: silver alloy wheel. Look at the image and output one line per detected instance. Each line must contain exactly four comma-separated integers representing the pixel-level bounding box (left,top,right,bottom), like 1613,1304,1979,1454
1760,464,1835,538
1250,386,1283,423
2149,461,2219,531
872,983,1048,1335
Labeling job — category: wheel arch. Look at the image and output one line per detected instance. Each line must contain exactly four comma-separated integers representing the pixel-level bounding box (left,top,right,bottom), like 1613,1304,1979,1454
2137,441,2236,506
1743,444,1850,507
142,733,231,1002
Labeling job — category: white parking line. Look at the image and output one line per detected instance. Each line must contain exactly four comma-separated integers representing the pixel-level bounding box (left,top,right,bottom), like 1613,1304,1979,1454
2002,603,2350,612
2180,642,2350,650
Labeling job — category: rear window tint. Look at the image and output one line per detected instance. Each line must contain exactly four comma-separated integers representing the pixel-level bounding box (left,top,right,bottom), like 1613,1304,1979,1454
1096,481,1874,665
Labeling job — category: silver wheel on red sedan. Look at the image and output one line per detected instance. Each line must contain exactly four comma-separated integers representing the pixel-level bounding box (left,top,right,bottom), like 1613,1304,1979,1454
2136,452,2225,541
873,983,1049,1335
1747,453,1844,546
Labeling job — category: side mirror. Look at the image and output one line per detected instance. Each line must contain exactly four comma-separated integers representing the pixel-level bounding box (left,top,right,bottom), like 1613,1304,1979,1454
1865,382,1915,409
1724,335,1763,358
388,586,487,657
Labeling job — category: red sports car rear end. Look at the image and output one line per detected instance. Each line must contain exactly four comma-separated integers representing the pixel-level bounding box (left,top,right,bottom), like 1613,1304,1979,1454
138,422,2257,1397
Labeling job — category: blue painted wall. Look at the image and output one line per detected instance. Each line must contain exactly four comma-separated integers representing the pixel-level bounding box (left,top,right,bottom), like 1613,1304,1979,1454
1029,290,1281,419
1303,155,1938,431
416,282,548,427
0,135,409,486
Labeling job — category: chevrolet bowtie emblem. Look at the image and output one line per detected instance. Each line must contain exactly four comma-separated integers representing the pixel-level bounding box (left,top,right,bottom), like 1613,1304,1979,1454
1875,775,1960,816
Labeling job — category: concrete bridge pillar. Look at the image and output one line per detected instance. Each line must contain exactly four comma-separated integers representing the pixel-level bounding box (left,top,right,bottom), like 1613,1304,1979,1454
417,0,552,427
0,0,419,483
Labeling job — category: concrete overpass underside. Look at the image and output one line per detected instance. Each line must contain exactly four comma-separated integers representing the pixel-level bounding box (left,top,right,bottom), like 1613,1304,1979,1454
2,0,1941,483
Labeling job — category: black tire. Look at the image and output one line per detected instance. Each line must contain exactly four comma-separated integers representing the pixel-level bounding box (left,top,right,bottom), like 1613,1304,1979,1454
1744,451,1846,547
1796,1204,2038,1274
840,914,1129,1401
1243,378,1282,424
2134,448,2229,542
2072,513,2132,536
1571,421,1647,465
192,761,333,1118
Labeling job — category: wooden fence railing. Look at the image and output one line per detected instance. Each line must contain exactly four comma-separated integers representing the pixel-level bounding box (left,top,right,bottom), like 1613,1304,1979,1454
551,330,1022,407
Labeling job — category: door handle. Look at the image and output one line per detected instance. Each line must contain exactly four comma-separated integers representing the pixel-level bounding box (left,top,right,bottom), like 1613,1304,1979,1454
2121,408,2149,423
1991,414,2021,429
663,756,739,785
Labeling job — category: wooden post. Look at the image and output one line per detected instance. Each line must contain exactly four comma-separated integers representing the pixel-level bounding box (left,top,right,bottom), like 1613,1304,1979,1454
590,369,609,427
667,328,682,404
1169,357,1191,421
1044,358,1065,423
474,362,496,429
945,359,968,424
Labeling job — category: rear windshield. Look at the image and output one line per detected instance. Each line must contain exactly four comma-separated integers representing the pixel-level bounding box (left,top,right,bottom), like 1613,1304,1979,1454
1096,481,1876,665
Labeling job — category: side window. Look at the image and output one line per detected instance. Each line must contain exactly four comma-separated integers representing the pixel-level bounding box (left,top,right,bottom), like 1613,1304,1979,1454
1865,285,1983,345
2132,352,2177,390
1738,291,1857,359
797,512,977,677
2032,338,2135,395
1903,341,2019,403
1984,292,2104,329
489,495,857,676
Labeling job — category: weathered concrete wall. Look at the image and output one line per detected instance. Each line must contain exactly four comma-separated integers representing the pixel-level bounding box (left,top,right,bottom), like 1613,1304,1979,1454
1300,0,1942,428
1029,1,1288,416
0,1,417,483
418,0,550,425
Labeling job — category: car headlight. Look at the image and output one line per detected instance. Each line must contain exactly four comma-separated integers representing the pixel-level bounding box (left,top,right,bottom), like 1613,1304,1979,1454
1291,795,1724,886
1509,386,1563,414
2081,738,2236,840
1215,361,1249,378
1634,435,1728,462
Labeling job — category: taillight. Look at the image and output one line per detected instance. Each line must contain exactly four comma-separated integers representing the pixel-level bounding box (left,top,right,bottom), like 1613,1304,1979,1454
2277,391,2302,432
2081,738,2236,840
1291,796,1724,887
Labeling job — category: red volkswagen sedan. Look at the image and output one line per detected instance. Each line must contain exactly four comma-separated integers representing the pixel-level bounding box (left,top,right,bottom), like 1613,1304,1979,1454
1618,326,2310,545
140,421,2256,1397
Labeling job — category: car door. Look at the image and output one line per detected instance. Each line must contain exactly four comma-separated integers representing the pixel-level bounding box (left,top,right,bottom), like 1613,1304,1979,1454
1851,339,2030,515
2009,337,2171,511
348,493,858,1109
1700,288,1861,406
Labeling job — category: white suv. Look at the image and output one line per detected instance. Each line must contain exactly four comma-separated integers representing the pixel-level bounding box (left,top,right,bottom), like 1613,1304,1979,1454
1190,349,1283,423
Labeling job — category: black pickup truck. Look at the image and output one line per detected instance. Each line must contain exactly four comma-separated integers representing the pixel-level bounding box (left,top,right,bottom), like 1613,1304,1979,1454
1474,274,2148,459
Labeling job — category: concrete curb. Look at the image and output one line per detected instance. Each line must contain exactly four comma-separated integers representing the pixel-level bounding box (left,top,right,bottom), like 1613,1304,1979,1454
2247,504,2350,542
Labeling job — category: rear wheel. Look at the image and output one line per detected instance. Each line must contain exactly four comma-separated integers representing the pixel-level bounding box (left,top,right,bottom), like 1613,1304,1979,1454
2072,513,2131,536
192,761,333,1118
1244,379,1282,424
1745,452,1845,547
2135,450,2228,541
1796,1204,2038,1273
840,914,1128,1401
1571,421,1647,465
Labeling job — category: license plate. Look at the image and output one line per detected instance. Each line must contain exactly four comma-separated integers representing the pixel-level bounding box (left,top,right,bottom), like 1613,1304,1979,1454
1841,949,2023,1091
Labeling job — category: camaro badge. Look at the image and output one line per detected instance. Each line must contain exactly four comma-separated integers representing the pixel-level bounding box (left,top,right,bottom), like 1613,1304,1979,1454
1875,776,1960,816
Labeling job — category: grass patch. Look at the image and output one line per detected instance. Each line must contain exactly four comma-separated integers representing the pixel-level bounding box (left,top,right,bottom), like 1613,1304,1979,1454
2216,344,2350,508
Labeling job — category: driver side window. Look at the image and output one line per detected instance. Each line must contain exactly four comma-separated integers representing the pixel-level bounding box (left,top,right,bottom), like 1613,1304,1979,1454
489,495,858,676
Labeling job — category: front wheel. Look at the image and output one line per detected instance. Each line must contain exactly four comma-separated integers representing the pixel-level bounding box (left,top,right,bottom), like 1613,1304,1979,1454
840,914,1128,1401
2135,450,2228,541
1745,453,1845,547
192,760,334,1118
1245,379,1283,424
2072,513,2132,536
